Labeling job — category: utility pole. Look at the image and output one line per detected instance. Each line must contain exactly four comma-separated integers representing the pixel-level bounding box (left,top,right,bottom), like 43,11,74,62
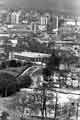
76,102,79,120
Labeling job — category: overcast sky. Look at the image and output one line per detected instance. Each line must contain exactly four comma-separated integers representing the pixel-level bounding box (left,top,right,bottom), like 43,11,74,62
0,0,80,15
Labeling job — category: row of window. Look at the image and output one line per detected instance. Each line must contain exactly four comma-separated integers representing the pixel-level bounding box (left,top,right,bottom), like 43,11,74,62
14,55,49,63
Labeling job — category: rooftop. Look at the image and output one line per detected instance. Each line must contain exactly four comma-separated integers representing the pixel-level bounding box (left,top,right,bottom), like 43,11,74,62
13,51,51,58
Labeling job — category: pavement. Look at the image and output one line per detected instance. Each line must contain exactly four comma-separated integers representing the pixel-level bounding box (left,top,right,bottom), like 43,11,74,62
52,87,80,95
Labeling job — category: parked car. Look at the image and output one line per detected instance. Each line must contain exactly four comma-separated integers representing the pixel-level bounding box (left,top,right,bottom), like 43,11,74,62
0,59,33,69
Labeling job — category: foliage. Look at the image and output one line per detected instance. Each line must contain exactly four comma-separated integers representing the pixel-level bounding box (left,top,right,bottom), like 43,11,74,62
12,88,55,120
17,75,32,88
0,111,9,120
0,71,32,97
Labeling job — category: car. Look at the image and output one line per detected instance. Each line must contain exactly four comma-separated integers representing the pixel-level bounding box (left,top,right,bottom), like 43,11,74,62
0,59,33,69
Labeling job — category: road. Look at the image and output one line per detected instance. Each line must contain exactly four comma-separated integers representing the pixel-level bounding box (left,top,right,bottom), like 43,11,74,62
18,64,44,76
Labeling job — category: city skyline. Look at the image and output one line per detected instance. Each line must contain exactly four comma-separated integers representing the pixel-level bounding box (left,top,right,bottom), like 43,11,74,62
0,0,80,16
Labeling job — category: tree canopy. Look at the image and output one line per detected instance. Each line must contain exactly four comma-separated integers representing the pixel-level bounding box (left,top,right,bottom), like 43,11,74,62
0,72,32,97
